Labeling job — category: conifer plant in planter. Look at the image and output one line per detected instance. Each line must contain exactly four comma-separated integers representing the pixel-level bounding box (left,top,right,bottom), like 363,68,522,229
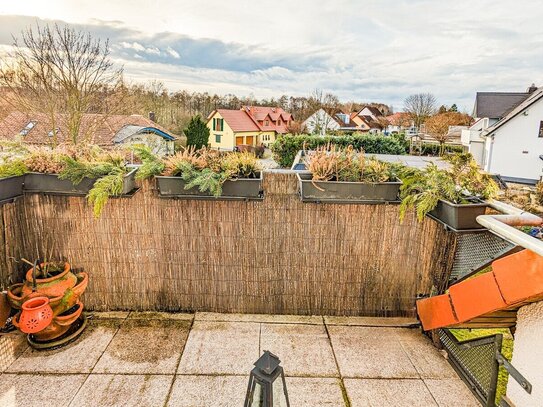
399,153,499,230
135,146,263,200
298,145,403,203
0,145,137,216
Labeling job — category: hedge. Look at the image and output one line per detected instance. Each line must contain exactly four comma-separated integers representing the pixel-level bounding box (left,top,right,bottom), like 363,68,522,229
271,134,407,168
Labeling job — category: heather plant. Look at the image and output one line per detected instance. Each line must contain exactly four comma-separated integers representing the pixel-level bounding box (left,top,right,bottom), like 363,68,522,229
306,145,398,183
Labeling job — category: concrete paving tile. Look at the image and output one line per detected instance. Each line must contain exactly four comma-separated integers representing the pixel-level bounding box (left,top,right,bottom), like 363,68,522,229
425,378,480,407
328,326,418,378
178,321,260,375
90,311,130,319
324,316,418,327
400,338,457,379
167,375,247,407
344,378,438,407
7,323,118,373
93,319,190,374
286,377,346,406
327,325,418,342
260,323,338,377
0,333,28,372
196,312,323,324
128,311,194,321
69,374,173,407
0,373,87,407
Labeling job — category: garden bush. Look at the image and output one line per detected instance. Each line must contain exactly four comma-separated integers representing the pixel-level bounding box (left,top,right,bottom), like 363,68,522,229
271,134,407,168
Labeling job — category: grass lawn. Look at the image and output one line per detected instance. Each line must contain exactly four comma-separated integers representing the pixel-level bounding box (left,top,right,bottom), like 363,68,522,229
449,328,514,404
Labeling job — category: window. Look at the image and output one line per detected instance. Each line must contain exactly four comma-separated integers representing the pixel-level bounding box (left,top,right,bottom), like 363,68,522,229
213,118,224,131
265,120,269,126
539,121,543,138
215,134,222,143
20,121,37,136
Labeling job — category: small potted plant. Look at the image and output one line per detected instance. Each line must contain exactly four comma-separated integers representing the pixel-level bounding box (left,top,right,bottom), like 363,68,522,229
135,146,263,200
297,145,402,203
399,153,499,230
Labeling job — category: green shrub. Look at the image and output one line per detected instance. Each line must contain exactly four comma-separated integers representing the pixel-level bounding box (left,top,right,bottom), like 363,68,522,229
417,142,464,156
271,134,406,168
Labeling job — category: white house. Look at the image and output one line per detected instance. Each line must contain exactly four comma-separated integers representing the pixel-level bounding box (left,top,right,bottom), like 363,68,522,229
461,85,543,183
481,87,543,183
302,108,340,135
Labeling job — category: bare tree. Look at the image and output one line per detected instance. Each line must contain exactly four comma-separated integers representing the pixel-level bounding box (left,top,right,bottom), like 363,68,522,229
403,93,437,129
0,24,124,145
425,111,472,155
307,89,340,135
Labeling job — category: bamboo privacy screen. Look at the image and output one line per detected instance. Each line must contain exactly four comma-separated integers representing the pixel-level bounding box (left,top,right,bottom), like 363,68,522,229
0,171,456,316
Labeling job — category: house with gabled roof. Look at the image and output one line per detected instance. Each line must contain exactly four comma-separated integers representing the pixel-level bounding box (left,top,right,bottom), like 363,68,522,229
206,106,293,150
461,84,543,183
0,111,177,156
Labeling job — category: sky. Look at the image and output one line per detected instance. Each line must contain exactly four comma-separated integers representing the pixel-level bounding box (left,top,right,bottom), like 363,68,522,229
0,0,542,112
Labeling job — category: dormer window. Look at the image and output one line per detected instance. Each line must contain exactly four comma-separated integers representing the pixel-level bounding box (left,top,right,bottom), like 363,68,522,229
20,120,36,136
265,120,269,126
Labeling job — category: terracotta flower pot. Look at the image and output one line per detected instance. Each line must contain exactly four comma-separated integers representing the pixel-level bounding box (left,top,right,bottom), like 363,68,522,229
15,296,53,334
21,262,77,299
7,271,88,311
7,261,89,343
28,301,84,342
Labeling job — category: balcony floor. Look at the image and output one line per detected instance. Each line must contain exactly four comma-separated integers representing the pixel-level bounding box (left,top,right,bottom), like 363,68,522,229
0,312,479,406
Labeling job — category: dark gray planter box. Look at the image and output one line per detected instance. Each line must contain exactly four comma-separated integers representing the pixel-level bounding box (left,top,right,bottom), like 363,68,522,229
428,199,488,230
156,172,263,200
23,169,137,196
297,173,401,203
0,175,24,203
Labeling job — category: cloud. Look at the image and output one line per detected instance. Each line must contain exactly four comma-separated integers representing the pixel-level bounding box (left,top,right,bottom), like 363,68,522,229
1,0,543,111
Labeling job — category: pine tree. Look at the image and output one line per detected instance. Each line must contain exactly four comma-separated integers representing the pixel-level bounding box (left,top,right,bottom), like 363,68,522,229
449,104,458,112
184,115,210,149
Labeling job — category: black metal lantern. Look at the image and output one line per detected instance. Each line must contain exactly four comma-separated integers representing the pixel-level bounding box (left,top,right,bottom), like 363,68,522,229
244,350,290,407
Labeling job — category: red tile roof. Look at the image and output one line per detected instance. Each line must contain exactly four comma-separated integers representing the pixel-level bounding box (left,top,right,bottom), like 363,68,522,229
0,111,176,146
215,109,260,132
210,106,293,134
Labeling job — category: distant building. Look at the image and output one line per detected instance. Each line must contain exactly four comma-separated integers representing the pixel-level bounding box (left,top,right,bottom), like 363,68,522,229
461,84,543,183
206,106,293,150
0,111,177,156
384,112,412,134
303,108,341,135
303,107,383,135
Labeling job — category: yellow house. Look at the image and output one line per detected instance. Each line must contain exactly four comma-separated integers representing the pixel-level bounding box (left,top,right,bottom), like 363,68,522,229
206,106,293,150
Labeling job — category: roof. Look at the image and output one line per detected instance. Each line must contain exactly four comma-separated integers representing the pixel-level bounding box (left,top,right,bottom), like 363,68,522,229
113,125,175,143
484,87,543,135
211,106,293,134
215,109,260,132
474,92,530,119
386,112,411,126
359,115,383,129
417,249,543,330
0,111,177,146
358,105,384,117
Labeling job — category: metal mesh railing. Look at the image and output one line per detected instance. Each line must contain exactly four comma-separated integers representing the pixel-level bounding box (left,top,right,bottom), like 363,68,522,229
439,329,503,407
450,232,517,283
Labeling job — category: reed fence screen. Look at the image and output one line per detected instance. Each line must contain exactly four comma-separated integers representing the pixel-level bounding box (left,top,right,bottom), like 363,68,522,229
0,171,456,316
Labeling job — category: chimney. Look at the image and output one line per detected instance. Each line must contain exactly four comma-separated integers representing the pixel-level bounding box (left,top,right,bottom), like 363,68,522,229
528,83,538,93
149,111,156,122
